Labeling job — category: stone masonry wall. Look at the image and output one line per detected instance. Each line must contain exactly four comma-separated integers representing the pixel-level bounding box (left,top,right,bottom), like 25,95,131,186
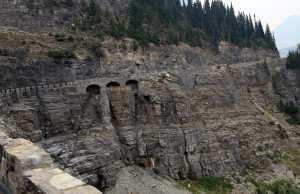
0,128,101,194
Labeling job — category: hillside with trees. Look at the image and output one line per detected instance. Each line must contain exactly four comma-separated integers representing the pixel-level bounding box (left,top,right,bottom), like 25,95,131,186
76,0,277,51
117,0,277,50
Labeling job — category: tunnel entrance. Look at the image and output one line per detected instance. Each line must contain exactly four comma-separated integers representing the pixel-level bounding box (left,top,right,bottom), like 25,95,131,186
86,84,101,95
106,82,120,88
126,80,138,90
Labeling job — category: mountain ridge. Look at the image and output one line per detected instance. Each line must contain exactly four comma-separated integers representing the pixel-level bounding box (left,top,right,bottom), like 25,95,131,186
274,15,300,50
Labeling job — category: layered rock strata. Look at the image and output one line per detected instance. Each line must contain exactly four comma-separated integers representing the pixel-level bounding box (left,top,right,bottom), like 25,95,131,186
0,55,298,191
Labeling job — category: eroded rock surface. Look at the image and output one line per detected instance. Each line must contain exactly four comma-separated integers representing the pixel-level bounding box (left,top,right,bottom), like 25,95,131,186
0,56,299,191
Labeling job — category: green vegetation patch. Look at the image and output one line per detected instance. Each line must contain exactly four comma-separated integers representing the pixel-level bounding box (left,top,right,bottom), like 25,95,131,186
239,168,249,177
269,74,280,90
246,177,300,194
89,42,104,58
198,177,233,193
176,176,233,194
265,180,300,194
176,179,205,193
47,50,76,63
54,33,66,42
277,124,289,139
275,148,300,177
278,100,300,125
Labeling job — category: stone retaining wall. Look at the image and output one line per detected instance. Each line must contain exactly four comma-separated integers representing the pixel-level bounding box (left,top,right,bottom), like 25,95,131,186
0,130,101,194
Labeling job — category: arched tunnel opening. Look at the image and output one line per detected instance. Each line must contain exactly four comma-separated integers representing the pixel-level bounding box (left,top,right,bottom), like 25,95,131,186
126,80,138,90
106,82,120,88
86,84,101,95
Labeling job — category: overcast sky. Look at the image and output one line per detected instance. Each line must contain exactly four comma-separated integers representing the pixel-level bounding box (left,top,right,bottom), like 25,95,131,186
194,0,300,30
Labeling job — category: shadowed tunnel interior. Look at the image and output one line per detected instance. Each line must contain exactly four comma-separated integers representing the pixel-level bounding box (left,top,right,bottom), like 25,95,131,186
86,84,101,94
106,82,120,88
126,80,138,90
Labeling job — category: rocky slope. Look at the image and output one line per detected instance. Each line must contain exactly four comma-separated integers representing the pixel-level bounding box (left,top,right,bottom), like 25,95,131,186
0,0,129,34
0,0,299,193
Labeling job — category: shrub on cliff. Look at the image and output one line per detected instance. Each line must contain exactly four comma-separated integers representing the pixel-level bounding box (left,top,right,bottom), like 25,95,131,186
64,0,73,7
89,42,104,58
278,100,300,125
47,51,76,63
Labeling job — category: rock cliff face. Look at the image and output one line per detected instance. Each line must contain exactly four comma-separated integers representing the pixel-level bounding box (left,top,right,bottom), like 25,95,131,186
0,0,299,193
0,43,298,191
0,0,130,33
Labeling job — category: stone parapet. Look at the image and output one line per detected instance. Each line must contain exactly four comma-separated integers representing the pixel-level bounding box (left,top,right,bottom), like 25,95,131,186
0,131,101,194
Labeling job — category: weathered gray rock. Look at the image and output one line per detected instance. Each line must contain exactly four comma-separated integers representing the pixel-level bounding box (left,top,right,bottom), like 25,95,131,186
1,56,298,191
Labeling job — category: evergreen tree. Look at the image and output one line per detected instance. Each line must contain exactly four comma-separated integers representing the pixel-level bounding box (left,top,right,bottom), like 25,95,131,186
167,23,179,45
88,0,97,16
65,0,73,7
203,0,211,33
227,3,238,43
182,0,186,10
286,44,300,69
265,24,275,49
272,33,277,49
237,12,246,39
187,0,193,21
246,15,254,41
191,1,203,28
256,20,265,39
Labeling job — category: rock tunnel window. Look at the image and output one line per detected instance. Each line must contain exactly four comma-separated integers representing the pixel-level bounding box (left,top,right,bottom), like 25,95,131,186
126,80,138,90
86,84,101,95
106,82,120,88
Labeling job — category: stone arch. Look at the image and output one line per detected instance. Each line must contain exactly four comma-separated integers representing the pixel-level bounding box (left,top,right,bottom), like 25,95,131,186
86,84,101,95
106,82,120,88
126,80,138,90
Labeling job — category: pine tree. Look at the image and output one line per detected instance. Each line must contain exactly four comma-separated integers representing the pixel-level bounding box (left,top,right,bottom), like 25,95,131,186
167,23,179,45
272,33,277,50
237,12,246,39
256,20,265,39
187,0,193,21
88,0,97,16
227,3,238,43
265,24,274,49
203,0,211,33
286,44,300,69
182,0,186,10
191,0,203,28
246,14,254,40
65,0,73,7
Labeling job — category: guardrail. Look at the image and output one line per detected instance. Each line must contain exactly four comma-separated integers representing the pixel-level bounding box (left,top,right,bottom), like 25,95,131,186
0,82,69,94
